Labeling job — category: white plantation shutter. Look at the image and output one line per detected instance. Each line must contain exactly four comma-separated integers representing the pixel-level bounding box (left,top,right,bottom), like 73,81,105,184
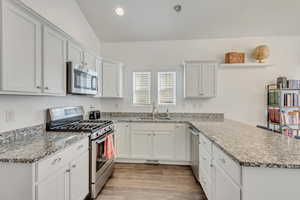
158,72,176,105
133,72,152,105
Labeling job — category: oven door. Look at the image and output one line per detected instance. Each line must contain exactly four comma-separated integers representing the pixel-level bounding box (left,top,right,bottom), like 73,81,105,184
91,131,115,184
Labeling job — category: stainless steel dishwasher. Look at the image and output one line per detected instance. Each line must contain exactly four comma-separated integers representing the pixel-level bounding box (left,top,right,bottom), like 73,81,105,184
190,126,200,181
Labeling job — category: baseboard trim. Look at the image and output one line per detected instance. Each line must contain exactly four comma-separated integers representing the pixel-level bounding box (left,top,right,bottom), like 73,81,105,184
115,158,191,166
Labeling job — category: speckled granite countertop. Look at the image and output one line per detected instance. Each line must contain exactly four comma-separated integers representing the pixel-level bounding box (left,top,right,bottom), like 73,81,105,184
0,125,88,163
103,113,300,169
192,120,300,169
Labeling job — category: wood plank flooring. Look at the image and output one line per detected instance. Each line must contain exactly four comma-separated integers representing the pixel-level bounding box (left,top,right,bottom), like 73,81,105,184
97,163,207,200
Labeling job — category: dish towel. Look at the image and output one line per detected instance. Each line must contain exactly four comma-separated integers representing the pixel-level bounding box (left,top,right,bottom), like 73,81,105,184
104,134,115,159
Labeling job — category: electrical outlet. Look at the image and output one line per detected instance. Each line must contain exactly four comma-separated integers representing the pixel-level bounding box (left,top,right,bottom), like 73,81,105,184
5,110,15,122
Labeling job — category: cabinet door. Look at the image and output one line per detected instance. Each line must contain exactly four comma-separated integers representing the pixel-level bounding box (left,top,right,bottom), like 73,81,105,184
67,41,83,66
184,64,199,98
213,163,240,200
201,63,217,97
102,61,123,98
115,123,131,158
131,131,152,159
37,166,69,200
70,151,89,200
43,26,67,95
95,58,102,97
84,51,97,71
174,124,188,161
2,0,42,93
153,131,175,160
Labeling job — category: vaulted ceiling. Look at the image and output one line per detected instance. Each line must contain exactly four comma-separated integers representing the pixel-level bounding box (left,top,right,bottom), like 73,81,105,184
76,0,300,43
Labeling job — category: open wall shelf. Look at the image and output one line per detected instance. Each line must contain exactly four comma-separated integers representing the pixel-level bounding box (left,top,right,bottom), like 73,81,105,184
220,63,273,68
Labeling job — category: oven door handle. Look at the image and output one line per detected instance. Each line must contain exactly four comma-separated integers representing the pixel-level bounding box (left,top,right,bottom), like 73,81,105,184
94,137,106,144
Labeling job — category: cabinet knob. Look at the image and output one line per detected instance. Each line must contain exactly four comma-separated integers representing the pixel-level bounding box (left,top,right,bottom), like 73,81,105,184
66,169,71,173
72,164,76,168
44,87,49,90
36,86,41,89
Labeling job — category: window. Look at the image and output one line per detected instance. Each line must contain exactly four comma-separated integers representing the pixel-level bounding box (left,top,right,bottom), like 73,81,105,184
133,72,152,105
158,72,176,105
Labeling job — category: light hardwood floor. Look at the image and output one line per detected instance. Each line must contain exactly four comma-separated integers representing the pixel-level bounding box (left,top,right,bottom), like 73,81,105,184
97,163,207,200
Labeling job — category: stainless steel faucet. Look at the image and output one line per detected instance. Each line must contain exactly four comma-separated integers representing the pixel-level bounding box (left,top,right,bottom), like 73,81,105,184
152,101,157,120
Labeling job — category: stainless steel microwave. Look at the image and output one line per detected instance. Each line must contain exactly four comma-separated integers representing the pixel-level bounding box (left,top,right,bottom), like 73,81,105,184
67,62,98,95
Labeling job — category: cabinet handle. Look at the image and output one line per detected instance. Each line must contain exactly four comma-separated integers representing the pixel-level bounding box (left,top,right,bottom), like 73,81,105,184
153,133,156,136
66,169,71,173
72,164,76,168
44,87,49,90
36,86,41,89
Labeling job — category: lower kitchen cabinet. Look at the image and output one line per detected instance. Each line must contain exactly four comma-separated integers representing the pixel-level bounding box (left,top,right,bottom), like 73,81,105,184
213,162,240,200
0,138,89,200
131,130,153,159
115,123,131,158
152,131,175,160
70,151,89,200
115,122,190,164
37,165,68,200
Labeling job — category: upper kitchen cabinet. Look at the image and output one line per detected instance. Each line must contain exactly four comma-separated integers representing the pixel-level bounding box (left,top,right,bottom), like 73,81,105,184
1,0,42,94
67,40,84,67
183,61,218,98
84,51,97,71
100,59,124,98
42,26,67,95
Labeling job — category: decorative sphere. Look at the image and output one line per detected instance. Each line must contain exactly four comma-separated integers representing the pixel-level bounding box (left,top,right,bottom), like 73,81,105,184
252,45,270,63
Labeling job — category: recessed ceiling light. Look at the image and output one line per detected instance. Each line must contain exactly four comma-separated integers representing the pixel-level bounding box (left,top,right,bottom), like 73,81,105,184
115,7,125,16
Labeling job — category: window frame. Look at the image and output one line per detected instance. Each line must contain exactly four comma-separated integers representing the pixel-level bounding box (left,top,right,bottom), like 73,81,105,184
131,70,154,106
157,71,177,106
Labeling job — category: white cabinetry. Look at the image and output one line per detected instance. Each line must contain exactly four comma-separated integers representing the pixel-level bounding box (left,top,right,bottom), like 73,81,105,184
37,165,68,200
101,59,123,98
0,137,89,200
116,122,190,164
84,51,97,71
183,61,218,98
70,151,89,200
43,26,67,95
67,41,83,67
213,163,240,200
115,123,131,158
1,0,42,93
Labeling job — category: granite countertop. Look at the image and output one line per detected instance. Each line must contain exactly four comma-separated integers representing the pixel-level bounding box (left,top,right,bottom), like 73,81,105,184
0,126,88,163
191,120,300,169
103,113,300,169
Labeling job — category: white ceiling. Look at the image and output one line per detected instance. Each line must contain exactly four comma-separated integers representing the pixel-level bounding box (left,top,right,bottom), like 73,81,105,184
76,0,300,43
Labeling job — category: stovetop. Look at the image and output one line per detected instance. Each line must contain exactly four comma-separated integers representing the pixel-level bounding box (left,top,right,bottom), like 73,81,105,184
48,120,113,133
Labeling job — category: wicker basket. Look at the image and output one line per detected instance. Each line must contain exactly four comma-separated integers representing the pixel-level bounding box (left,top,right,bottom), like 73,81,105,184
225,52,245,64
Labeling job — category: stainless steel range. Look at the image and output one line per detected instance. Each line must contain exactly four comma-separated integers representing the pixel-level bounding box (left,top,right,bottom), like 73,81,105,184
46,106,115,199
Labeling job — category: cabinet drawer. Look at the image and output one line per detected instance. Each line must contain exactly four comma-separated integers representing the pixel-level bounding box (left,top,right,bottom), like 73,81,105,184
131,123,175,131
213,145,241,185
199,133,212,154
37,138,89,182
65,138,89,160
199,145,212,177
199,168,211,200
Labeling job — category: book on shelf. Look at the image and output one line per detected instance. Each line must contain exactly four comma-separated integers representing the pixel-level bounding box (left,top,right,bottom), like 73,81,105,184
283,129,299,137
280,110,300,125
268,108,280,123
282,92,300,107
286,80,300,89
268,90,280,106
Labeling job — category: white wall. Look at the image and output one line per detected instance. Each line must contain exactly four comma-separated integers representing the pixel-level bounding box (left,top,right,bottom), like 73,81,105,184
0,0,102,132
101,36,300,125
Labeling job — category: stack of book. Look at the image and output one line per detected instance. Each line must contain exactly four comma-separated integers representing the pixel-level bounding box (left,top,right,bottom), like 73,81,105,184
268,91,280,106
282,93,300,107
268,108,280,123
283,129,299,137
281,110,300,125
286,80,300,89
